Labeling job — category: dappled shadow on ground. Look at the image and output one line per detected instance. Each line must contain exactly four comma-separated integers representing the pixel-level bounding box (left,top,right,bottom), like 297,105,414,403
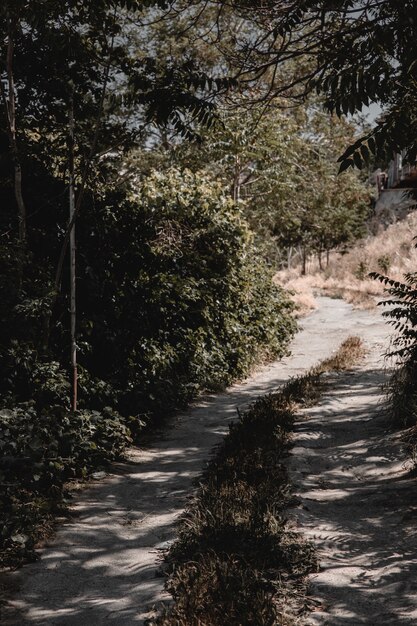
1,298,392,625
291,367,417,625
1,359,312,626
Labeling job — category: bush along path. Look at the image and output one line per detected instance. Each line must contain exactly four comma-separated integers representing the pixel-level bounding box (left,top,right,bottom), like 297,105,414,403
1,297,392,625
0,167,296,572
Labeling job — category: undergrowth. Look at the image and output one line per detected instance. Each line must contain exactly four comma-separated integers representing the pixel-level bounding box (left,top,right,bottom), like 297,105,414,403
152,336,364,626
0,170,296,570
370,268,417,461
0,406,130,567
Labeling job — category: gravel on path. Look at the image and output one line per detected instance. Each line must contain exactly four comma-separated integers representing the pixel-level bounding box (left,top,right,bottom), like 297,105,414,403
1,297,392,625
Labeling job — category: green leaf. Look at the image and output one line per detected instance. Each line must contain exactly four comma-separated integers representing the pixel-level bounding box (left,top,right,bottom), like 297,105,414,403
338,158,354,173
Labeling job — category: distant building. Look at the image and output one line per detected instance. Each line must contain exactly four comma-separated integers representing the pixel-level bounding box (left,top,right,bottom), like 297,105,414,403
374,154,417,225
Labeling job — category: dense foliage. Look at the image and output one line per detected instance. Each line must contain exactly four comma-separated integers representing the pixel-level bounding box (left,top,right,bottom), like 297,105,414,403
0,163,296,564
0,405,130,566
162,103,371,269
371,269,417,428
206,0,417,170
1,168,295,414
75,168,296,416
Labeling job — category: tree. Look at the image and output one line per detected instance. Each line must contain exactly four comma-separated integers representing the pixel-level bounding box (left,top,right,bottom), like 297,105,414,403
0,0,231,251
0,9,26,246
0,0,234,405
163,98,370,270
195,1,417,169
268,106,371,272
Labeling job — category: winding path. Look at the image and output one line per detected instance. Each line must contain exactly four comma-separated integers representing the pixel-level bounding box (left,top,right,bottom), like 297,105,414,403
2,298,396,625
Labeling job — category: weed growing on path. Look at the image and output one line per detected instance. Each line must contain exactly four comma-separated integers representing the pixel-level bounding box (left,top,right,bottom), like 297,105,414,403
152,337,364,626
283,337,365,408
317,336,365,373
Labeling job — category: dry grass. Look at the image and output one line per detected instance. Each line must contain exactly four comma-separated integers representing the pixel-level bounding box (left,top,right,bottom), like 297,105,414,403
317,336,365,373
152,337,365,626
283,337,365,407
276,212,417,315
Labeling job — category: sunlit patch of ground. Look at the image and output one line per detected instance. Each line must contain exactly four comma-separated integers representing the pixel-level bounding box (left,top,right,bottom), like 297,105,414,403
276,212,417,316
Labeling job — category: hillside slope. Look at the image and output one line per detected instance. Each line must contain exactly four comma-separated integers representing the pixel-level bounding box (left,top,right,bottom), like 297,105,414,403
277,212,417,314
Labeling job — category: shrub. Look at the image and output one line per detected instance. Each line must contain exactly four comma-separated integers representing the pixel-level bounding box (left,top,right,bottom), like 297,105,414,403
76,168,296,417
354,259,369,280
370,270,417,363
371,269,417,427
0,404,130,489
0,404,130,565
377,254,391,273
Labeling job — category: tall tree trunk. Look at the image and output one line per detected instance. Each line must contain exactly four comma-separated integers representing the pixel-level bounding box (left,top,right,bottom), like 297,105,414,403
54,18,116,293
233,155,241,203
318,250,323,271
0,16,27,245
301,247,307,276
326,249,330,267
69,92,78,411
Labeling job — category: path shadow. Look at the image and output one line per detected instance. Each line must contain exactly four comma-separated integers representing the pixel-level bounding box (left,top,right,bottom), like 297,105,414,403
292,367,417,625
1,359,318,625
1,297,393,625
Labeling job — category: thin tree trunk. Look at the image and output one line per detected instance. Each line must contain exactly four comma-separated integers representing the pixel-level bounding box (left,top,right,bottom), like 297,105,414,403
69,92,78,411
54,17,116,293
233,155,241,203
0,16,27,245
326,249,330,267
301,247,307,276
318,250,323,271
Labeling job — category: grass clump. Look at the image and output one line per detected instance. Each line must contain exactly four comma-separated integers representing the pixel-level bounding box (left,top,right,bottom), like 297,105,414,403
153,337,364,626
317,336,365,373
283,337,365,407
156,397,313,626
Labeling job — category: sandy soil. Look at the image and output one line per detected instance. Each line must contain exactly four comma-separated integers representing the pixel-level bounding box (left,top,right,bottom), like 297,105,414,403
1,297,399,625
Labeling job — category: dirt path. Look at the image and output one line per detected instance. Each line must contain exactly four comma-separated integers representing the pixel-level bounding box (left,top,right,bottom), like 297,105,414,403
2,297,394,625
289,316,417,624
